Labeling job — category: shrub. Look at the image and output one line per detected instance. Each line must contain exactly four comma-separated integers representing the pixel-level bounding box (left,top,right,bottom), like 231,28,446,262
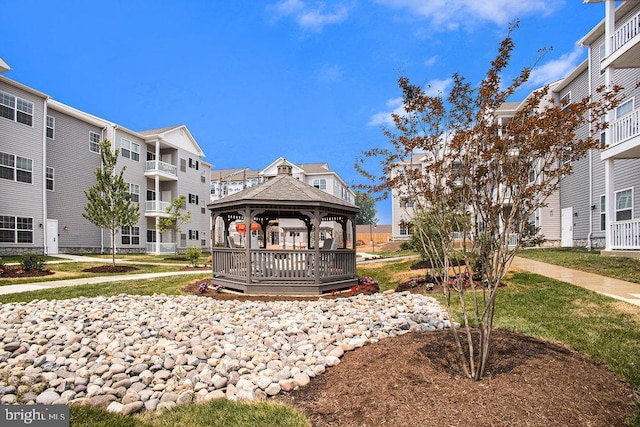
186,247,202,267
0,257,5,271
20,253,46,272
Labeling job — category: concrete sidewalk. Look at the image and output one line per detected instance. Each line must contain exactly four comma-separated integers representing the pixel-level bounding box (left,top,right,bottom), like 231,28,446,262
511,256,640,307
0,270,209,296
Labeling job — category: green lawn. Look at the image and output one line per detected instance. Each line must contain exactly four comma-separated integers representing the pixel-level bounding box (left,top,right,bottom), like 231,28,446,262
0,261,199,286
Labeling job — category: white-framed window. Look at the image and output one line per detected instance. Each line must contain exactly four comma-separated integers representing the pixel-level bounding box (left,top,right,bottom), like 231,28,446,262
616,98,634,120
46,115,55,139
599,115,606,147
0,215,33,243
180,158,187,172
599,42,606,61
188,158,199,170
201,207,206,214
126,183,140,203
0,152,32,183
201,175,206,183
201,239,206,246
89,131,101,153
0,90,33,126
615,188,633,221
121,138,140,161
46,166,54,191
399,222,412,236
600,195,606,231
121,226,140,245
147,229,156,243
560,92,571,110
313,178,326,190
188,193,199,204
189,230,199,240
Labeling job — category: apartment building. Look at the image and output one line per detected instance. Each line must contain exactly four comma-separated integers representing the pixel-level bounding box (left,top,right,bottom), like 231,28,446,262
0,69,211,256
211,157,356,247
390,0,640,255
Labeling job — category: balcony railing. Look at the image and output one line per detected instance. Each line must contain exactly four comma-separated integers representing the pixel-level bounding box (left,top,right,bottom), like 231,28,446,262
146,242,177,254
145,200,170,215
145,160,177,177
612,11,640,53
612,108,640,145
610,219,640,250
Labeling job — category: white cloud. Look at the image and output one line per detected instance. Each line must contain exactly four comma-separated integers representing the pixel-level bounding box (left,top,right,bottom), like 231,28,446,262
269,1,351,31
368,78,452,127
528,46,585,86
424,56,438,67
375,0,560,29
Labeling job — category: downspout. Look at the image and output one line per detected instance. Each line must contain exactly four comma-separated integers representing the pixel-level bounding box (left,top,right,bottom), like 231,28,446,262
100,127,107,254
587,44,594,251
42,98,49,255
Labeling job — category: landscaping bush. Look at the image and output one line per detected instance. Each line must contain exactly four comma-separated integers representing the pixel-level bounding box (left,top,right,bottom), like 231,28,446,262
20,253,46,272
186,247,202,267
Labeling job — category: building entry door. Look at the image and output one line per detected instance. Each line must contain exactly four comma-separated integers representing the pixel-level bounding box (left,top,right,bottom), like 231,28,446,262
46,219,59,255
561,207,573,247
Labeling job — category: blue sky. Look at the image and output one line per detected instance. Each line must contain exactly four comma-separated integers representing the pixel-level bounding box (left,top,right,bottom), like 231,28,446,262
3,0,606,224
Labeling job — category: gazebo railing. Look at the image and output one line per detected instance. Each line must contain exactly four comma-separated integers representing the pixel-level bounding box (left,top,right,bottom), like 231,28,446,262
212,248,355,282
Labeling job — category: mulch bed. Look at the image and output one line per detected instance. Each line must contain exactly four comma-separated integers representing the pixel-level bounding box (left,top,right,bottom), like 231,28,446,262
183,278,638,426
0,269,54,278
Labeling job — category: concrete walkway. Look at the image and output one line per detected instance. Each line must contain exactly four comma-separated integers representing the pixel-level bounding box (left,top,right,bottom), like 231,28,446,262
511,256,640,307
0,270,210,296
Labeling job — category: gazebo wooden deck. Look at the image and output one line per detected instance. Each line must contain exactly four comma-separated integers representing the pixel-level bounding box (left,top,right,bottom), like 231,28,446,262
207,165,360,295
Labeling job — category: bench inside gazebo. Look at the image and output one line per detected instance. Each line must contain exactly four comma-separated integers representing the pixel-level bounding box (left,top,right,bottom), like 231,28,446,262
207,164,360,295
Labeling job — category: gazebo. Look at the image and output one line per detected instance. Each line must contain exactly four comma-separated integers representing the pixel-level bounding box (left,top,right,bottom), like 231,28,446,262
208,164,360,295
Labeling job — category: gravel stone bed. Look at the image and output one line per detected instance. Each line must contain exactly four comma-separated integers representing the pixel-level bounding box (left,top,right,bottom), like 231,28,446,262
0,292,450,414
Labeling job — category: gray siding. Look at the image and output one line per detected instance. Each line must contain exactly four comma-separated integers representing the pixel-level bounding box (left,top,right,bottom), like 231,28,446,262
46,108,104,250
0,79,47,253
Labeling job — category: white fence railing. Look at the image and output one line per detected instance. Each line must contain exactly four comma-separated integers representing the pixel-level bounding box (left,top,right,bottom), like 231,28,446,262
145,160,177,177
612,108,640,145
612,11,640,53
610,219,640,250
145,200,170,214
146,242,177,254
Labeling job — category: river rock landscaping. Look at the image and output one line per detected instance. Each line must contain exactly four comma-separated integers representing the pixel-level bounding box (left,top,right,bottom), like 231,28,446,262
0,292,450,414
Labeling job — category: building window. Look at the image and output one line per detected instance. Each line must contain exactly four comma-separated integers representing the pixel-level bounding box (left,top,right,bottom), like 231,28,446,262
180,158,186,172
121,226,140,245
201,239,206,246
189,158,199,170
201,175,206,183
121,138,140,161
188,193,199,204
201,207,206,214
0,216,33,243
313,178,326,190
600,195,606,231
0,91,33,126
615,188,633,221
90,131,101,153
46,167,54,191
616,98,634,120
189,230,199,240
46,115,55,139
399,222,412,236
147,190,156,201
560,92,571,110
126,183,140,203
147,230,156,243
599,116,606,147
0,152,32,183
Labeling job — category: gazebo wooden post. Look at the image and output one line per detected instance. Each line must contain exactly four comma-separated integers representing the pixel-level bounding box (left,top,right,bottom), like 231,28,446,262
244,208,252,286
312,208,321,286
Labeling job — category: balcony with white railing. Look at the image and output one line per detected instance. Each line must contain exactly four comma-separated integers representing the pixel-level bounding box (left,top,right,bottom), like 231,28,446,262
601,107,640,160
144,160,178,180
610,219,640,250
146,242,177,254
144,200,171,217
602,10,640,70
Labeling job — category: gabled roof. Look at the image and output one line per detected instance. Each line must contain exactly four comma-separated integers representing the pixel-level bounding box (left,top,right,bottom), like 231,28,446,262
208,173,358,212
139,124,205,157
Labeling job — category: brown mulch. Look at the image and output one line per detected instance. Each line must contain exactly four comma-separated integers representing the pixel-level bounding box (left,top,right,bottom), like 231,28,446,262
0,269,54,278
81,265,140,273
183,279,638,426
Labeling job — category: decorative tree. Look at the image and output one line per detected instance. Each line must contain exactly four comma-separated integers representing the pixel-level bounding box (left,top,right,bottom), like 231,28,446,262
83,139,140,267
158,196,191,254
354,190,378,225
357,24,620,380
